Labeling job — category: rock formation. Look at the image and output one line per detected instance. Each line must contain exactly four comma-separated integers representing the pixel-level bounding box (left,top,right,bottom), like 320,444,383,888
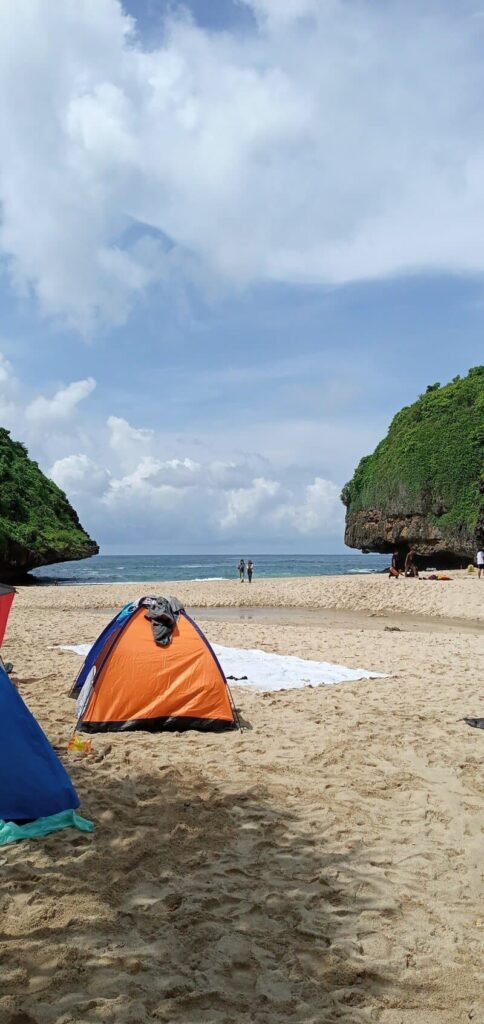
0,428,98,580
342,367,484,566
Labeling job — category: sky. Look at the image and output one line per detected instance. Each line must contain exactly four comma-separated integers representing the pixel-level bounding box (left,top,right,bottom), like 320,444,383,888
0,0,483,554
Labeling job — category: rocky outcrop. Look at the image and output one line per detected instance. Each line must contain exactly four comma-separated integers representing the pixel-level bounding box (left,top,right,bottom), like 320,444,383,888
344,509,477,566
342,367,484,566
0,428,98,580
0,526,99,581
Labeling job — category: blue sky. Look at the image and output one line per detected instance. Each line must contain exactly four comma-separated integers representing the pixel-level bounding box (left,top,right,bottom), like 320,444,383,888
0,0,483,553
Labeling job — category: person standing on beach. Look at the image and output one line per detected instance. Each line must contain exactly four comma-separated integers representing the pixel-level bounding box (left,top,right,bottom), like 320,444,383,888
247,559,254,583
477,549,484,578
238,558,245,581
405,549,419,577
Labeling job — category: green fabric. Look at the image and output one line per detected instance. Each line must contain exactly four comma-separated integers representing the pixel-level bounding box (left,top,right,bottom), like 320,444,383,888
0,809,94,846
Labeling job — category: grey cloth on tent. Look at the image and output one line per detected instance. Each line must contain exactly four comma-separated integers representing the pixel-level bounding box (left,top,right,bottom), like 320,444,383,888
142,596,185,646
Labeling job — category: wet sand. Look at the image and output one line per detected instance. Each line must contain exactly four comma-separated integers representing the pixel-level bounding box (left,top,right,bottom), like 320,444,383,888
1,575,483,1024
188,604,484,636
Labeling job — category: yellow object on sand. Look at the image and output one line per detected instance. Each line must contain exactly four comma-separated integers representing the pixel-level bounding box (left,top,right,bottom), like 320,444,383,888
67,734,93,754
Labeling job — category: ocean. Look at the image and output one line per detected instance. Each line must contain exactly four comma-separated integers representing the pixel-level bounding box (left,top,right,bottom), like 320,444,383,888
31,552,389,585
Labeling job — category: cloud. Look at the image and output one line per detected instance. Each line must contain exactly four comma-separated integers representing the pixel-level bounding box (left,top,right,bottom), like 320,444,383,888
0,348,366,549
1,1,484,327
0,353,18,421
95,460,343,545
243,0,321,26
49,453,110,497
25,378,96,424
0,359,97,446
277,477,342,534
104,454,202,499
205,457,270,489
0,353,14,385
107,415,154,471
50,433,345,547
219,473,342,535
219,476,281,529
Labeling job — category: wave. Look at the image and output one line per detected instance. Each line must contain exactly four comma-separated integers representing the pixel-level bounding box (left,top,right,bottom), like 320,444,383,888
191,577,225,582
348,568,381,574
180,563,217,568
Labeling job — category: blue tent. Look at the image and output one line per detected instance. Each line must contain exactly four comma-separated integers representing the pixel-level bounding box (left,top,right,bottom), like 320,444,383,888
0,663,93,844
70,600,138,698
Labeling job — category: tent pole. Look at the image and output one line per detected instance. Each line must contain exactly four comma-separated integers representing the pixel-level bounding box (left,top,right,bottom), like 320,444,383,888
225,678,243,733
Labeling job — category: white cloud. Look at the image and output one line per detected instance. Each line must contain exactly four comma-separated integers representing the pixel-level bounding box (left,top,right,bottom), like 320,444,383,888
49,453,110,497
205,458,267,489
162,457,201,482
50,437,345,546
0,359,97,445
106,456,164,495
276,477,343,534
219,473,342,535
0,2,484,327
103,453,202,500
0,353,18,421
0,350,365,549
220,476,281,529
0,353,14,385
26,378,96,424
107,415,154,471
243,0,321,26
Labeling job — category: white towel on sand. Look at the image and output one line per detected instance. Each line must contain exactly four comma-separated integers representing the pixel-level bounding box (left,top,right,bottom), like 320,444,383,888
57,643,385,692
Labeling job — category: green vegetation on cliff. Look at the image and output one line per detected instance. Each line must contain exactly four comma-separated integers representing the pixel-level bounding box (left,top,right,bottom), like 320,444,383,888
342,367,484,540
0,428,98,575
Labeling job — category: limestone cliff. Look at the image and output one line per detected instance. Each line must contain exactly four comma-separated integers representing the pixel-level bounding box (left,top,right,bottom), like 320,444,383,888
0,428,98,580
342,367,484,566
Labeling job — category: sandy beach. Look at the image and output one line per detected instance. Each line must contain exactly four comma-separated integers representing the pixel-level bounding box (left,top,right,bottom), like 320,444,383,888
1,574,483,1024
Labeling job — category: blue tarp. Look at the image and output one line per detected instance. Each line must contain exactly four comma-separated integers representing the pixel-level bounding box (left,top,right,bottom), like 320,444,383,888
0,664,80,821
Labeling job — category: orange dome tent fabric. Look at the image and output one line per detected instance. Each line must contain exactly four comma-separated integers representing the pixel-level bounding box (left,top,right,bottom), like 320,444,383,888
73,602,238,733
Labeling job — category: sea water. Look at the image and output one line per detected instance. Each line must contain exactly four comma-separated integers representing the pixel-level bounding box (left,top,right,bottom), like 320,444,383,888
31,552,389,585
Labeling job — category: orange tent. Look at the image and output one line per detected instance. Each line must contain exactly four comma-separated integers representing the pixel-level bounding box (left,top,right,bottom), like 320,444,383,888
73,602,238,733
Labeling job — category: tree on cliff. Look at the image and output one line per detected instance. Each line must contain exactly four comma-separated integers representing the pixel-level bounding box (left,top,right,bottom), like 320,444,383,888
342,367,484,563
0,428,98,579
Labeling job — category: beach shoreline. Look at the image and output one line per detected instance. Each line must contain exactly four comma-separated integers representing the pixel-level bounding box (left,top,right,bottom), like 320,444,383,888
2,574,482,1023
11,570,483,621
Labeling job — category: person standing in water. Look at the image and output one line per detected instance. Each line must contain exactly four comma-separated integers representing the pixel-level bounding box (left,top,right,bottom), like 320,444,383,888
247,559,254,583
238,558,245,581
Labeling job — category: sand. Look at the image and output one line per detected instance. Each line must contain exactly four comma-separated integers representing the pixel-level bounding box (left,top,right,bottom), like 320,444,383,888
1,574,483,1024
